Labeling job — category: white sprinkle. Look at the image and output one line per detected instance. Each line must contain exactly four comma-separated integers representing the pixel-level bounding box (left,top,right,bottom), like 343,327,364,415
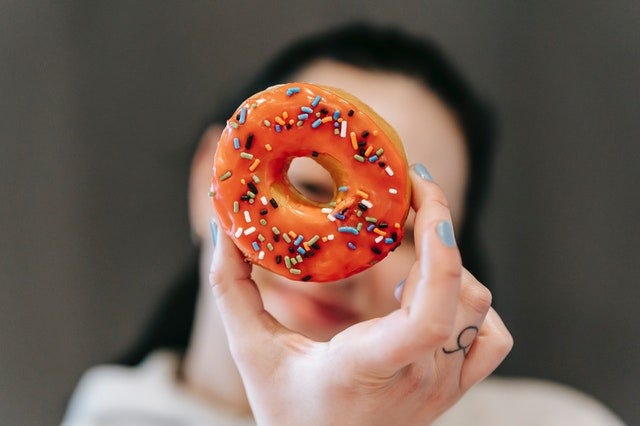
361,199,373,208
321,207,333,214
327,214,336,222
327,234,335,240
244,226,256,235
389,188,398,194
243,210,251,223
375,235,384,243
260,196,268,205
385,166,394,176
258,251,265,260
234,227,243,238
340,120,347,138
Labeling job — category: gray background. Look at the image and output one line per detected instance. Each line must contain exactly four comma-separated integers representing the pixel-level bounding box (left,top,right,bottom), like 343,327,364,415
2,1,639,424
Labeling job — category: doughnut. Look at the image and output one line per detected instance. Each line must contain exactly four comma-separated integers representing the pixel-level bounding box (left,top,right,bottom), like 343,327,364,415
210,82,410,282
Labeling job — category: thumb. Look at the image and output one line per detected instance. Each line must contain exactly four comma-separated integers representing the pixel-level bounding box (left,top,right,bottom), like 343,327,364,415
209,220,284,361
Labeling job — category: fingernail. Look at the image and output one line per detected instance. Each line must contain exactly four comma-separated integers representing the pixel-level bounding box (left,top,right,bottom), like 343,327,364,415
209,219,219,247
411,163,433,181
394,279,406,302
437,221,456,247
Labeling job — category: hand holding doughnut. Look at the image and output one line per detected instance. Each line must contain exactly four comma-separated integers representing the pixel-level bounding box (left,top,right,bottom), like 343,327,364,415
211,83,411,282
209,166,513,425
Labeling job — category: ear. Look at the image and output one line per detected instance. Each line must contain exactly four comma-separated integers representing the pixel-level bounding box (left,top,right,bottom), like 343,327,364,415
188,124,224,244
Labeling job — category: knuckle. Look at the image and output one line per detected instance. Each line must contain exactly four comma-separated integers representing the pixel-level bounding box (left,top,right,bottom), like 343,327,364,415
425,185,450,209
419,321,454,345
460,282,493,316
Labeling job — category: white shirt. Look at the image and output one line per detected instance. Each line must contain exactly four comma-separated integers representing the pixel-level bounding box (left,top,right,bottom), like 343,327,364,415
63,351,624,426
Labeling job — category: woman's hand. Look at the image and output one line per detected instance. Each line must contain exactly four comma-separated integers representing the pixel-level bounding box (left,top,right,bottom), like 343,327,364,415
209,164,513,426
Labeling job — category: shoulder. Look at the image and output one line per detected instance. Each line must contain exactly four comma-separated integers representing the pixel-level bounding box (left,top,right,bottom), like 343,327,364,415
435,376,624,426
62,351,254,426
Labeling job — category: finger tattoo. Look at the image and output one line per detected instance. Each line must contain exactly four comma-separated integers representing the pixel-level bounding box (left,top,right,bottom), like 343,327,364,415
442,326,479,357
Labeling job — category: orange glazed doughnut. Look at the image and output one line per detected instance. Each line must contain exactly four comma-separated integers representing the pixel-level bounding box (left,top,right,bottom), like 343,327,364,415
211,83,410,282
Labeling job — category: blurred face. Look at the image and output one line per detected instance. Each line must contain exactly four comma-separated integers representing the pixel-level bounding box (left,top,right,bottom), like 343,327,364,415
252,61,469,341
191,60,468,342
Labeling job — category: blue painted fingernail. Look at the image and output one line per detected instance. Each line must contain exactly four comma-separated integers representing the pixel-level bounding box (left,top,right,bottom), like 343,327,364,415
437,221,456,247
394,279,406,302
411,163,433,181
209,219,219,246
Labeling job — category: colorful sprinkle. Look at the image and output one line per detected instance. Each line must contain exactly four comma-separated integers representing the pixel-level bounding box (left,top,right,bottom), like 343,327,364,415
263,120,271,127
338,226,359,235
243,211,251,223
368,155,379,163
350,132,358,150
233,137,240,149
356,190,369,199
249,159,260,171
333,110,341,120
282,233,292,243
290,268,301,275
271,226,280,235
298,113,309,120
259,219,267,226
233,201,239,213
245,134,254,150
219,171,232,181
340,121,347,138
327,234,335,240
286,87,300,96
239,107,247,124
374,235,384,243
371,246,382,255
301,106,313,113
234,228,243,238
385,238,394,244
365,216,377,223
338,186,349,192
297,247,306,255
307,235,320,245
294,235,304,246
321,207,333,214
285,256,292,268
334,213,346,220
244,226,256,235
240,152,253,160
389,188,398,194
267,243,274,251
347,242,357,250
311,118,322,128
260,196,268,205
258,251,265,260
252,241,260,251
385,166,394,176
361,199,373,208
311,95,321,107
265,143,272,151
353,154,365,162
269,198,279,208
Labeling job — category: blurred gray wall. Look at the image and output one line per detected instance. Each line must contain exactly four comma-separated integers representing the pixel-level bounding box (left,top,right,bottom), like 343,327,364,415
2,1,638,424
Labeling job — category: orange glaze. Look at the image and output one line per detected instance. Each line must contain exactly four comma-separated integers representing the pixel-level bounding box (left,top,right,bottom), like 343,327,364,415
211,83,410,282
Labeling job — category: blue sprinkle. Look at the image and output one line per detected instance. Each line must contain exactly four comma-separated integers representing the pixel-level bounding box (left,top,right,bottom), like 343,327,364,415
311,119,322,128
368,155,379,163
333,110,341,120
298,113,309,120
367,224,376,232
286,87,300,96
347,242,357,250
338,226,359,235
311,95,321,107
239,107,247,124
334,122,340,128
385,238,394,244
338,186,348,192
297,247,306,255
233,137,240,149
334,213,346,220
275,124,282,133
301,106,313,113
294,235,304,246
252,241,260,251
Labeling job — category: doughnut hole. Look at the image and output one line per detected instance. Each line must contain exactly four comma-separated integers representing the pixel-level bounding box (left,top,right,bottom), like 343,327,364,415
286,157,336,204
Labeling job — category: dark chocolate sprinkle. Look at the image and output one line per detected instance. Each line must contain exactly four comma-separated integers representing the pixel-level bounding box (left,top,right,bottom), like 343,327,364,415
311,242,320,250
259,209,268,216
245,133,254,150
378,162,386,168
236,113,241,120
288,246,295,254
269,198,279,208
348,109,354,116
302,275,312,282
371,246,382,255
286,123,292,130
359,147,366,156
311,151,319,157
361,131,369,138
378,222,389,229
357,140,366,147
357,202,369,211
273,234,280,242
248,182,258,194
391,231,398,241
275,255,282,264
320,108,328,115
240,195,249,201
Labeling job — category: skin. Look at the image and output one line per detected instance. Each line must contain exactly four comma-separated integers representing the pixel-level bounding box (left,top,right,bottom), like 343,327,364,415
184,60,512,423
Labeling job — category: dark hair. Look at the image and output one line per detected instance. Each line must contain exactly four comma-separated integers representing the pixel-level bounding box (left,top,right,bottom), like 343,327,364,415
119,22,496,366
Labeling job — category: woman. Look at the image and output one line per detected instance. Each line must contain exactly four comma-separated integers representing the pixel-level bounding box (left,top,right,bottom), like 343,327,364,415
64,23,621,425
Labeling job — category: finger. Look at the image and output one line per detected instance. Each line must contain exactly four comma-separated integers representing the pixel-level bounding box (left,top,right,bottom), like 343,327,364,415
336,166,462,373
209,220,285,361
433,269,492,374
458,306,514,392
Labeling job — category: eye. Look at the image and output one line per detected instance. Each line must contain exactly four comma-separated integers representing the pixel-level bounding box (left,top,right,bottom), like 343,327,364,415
287,157,335,203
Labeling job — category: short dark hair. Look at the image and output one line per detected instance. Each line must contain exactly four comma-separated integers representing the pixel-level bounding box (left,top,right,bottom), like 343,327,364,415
119,22,496,366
